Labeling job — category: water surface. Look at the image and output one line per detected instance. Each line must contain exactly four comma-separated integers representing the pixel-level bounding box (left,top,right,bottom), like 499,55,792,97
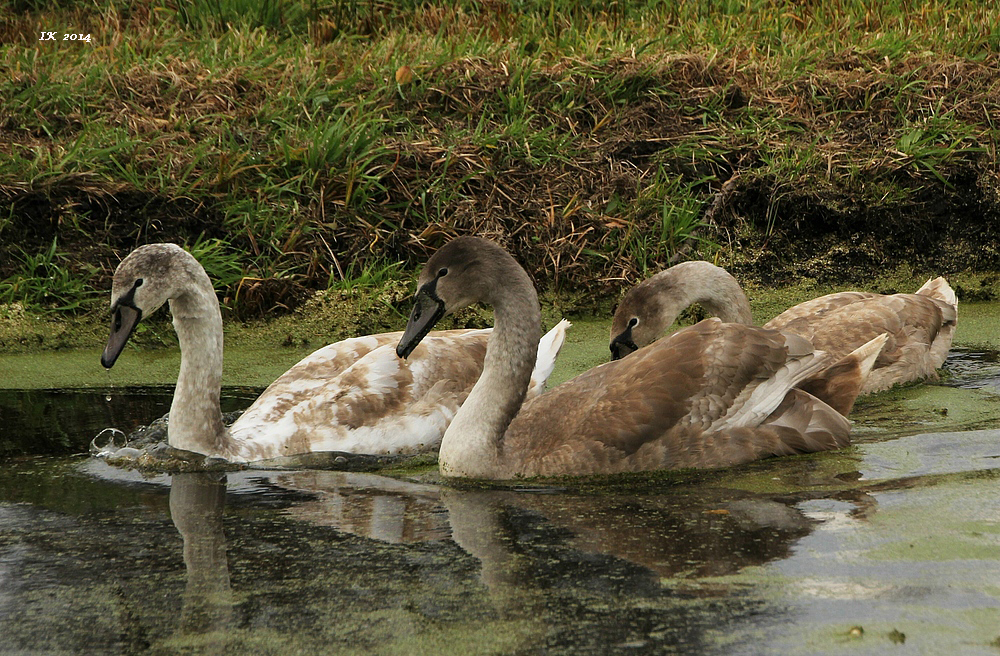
2,318,1000,654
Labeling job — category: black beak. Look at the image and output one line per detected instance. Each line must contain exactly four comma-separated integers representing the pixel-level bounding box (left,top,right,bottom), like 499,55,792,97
101,279,144,369
609,326,639,361
101,304,142,369
396,280,446,359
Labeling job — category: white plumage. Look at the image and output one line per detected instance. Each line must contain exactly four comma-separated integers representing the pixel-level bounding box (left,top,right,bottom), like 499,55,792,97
101,243,569,463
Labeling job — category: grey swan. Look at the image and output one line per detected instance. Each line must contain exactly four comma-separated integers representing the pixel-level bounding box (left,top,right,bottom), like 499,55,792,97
609,261,957,394
100,243,569,463
396,237,885,479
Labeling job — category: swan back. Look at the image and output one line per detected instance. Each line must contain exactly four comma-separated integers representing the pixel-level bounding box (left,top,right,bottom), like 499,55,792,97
505,319,853,477
765,281,957,393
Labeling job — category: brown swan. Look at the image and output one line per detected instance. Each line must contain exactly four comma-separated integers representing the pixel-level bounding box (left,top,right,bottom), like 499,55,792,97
396,237,885,479
609,261,956,394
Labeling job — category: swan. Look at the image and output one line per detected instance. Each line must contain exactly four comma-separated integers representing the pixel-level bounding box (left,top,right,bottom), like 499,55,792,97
609,261,957,394
100,243,569,463
395,237,886,479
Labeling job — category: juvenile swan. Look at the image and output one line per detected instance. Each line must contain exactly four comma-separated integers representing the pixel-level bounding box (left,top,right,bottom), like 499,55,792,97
396,237,885,479
101,243,569,462
609,261,957,394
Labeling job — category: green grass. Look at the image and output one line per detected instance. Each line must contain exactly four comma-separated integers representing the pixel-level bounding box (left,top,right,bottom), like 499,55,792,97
0,237,96,313
0,0,998,323
167,0,315,33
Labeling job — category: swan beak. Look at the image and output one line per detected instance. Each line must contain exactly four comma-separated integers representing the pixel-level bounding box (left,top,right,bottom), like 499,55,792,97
609,327,638,360
397,284,446,359
101,304,142,369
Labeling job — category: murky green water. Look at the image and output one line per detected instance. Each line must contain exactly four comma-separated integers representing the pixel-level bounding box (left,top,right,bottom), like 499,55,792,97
2,315,1000,654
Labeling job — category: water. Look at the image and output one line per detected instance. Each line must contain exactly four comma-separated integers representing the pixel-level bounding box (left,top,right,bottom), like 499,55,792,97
1,343,1000,653
0,387,257,459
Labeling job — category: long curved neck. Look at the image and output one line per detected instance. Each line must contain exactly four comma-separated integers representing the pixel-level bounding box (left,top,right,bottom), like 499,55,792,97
651,261,753,334
438,266,541,479
168,275,228,456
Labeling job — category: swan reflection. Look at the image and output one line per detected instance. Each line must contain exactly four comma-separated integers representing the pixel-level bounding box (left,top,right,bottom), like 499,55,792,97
163,465,878,650
168,473,233,639
246,472,831,581
273,471,449,543
442,488,819,585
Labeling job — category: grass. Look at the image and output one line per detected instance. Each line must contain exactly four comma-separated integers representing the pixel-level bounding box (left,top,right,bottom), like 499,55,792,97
0,237,96,313
0,0,998,325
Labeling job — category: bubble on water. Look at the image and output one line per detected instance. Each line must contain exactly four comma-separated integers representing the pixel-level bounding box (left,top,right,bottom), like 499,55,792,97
90,427,128,457
105,394,112,402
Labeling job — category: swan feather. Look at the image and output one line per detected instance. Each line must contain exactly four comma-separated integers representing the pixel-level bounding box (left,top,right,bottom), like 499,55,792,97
102,244,569,463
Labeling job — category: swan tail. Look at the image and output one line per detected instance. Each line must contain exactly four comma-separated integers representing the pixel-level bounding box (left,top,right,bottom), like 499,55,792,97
751,331,885,452
657,388,854,470
797,333,889,416
526,319,571,399
758,388,853,454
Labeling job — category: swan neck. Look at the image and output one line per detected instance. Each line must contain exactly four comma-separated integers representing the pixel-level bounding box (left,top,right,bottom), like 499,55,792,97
438,271,541,478
168,282,228,456
655,262,753,331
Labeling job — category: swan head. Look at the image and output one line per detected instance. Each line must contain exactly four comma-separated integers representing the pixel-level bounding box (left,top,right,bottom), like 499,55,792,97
101,243,198,369
397,237,515,358
610,261,754,360
609,280,665,360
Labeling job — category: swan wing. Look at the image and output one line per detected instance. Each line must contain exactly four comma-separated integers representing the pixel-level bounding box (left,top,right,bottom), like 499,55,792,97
764,291,877,332
230,329,491,459
507,319,852,476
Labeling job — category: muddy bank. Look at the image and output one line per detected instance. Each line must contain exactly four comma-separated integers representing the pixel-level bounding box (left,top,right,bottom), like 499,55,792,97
3,42,999,323
4,267,1000,362
720,166,1000,286
5,160,999,310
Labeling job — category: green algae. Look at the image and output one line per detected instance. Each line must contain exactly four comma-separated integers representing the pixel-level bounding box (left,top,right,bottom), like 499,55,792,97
4,267,996,379
851,384,1000,439
3,277,1000,653
853,477,1000,563
949,301,1000,350
0,344,313,389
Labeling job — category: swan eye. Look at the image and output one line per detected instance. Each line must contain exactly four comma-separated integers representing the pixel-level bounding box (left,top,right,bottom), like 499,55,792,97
437,267,448,278
135,278,144,288
628,317,639,328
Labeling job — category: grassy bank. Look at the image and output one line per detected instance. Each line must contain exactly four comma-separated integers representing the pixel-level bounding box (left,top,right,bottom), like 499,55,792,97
1,0,999,339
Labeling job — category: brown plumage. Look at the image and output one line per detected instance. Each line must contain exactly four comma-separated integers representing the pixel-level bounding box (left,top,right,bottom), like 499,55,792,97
504,320,880,477
610,261,957,395
397,237,884,480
